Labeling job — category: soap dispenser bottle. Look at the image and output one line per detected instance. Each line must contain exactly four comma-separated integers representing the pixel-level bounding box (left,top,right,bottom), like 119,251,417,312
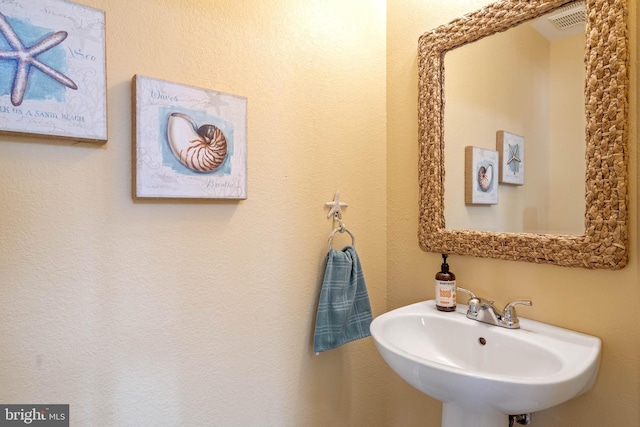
435,254,456,312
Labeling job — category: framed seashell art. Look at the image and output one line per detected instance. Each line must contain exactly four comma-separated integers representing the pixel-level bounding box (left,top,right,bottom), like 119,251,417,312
132,75,247,200
465,146,498,205
0,0,106,143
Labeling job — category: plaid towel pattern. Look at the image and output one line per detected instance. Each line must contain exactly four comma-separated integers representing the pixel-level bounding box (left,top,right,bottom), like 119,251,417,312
313,246,373,353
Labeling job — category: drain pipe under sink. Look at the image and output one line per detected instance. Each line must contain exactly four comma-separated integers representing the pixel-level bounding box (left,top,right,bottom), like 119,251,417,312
509,414,532,426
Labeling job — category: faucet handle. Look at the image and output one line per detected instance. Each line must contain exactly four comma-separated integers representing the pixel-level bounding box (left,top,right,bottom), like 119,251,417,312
501,300,532,329
458,287,494,306
456,287,494,318
457,287,481,308
457,287,476,299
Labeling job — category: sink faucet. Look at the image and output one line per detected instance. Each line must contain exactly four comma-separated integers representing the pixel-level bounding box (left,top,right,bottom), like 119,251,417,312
457,287,532,329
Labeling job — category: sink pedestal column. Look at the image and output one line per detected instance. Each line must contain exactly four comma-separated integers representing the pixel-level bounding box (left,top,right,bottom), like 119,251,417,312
441,402,508,427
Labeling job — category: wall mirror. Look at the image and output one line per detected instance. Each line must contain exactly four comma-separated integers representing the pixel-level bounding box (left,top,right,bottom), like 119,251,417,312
417,0,629,269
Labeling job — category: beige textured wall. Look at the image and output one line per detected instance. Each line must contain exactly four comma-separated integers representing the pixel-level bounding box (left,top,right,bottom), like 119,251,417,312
387,0,639,426
0,1,388,425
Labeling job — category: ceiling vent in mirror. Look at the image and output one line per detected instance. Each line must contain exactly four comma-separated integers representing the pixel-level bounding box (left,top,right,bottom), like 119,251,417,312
529,1,585,41
548,2,585,30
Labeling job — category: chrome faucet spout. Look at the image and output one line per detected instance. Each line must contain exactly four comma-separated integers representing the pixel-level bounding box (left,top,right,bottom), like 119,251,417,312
457,287,532,329
476,301,502,326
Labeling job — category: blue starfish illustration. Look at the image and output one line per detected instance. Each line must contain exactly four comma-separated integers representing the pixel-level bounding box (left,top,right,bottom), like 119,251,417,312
0,12,77,106
506,143,521,175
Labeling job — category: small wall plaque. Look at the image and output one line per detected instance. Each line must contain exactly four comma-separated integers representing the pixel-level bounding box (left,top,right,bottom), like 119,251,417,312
133,75,248,200
465,146,499,205
0,0,106,142
497,130,525,185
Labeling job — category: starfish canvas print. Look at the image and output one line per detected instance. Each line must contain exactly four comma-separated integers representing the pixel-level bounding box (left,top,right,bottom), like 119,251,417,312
133,75,248,200
497,131,525,185
0,0,106,142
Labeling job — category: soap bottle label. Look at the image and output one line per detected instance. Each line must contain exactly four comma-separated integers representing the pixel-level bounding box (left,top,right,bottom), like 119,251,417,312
436,280,456,307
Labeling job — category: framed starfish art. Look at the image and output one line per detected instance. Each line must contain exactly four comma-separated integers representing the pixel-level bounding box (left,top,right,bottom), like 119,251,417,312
497,130,524,185
0,0,106,143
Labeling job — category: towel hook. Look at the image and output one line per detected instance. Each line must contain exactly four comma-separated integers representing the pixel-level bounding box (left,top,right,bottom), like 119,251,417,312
325,190,348,220
325,191,356,249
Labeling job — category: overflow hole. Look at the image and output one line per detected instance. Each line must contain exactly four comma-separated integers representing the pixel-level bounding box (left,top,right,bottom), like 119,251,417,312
478,337,487,345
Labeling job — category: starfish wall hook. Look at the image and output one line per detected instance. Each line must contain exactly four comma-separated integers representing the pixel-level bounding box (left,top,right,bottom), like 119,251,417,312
0,12,77,106
325,191,348,220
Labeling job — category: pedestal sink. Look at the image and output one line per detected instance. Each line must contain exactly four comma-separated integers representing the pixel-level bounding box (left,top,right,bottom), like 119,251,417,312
370,300,601,427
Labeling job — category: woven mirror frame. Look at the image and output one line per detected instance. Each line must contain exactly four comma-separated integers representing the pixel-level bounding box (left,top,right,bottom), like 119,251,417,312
417,0,629,269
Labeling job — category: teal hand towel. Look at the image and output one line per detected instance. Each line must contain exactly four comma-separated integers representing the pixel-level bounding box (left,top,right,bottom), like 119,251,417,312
313,246,373,353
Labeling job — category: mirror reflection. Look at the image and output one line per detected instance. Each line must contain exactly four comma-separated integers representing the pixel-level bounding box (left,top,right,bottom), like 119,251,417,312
443,1,586,235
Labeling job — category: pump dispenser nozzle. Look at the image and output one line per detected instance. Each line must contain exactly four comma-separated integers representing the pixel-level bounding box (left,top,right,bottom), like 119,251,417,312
441,254,449,273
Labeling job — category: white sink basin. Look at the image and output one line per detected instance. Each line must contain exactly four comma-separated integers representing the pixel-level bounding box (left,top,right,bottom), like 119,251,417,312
370,300,601,427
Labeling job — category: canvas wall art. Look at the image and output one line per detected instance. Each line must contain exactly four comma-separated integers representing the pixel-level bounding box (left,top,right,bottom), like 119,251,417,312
133,75,248,199
0,0,106,142
497,130,525,185
465,146,499,205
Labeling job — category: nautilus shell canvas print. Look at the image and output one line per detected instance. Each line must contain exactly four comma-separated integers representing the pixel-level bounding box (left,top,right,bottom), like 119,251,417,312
465,146,498,205
0,0,106,142
497,130,525,185
133,75,247,199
